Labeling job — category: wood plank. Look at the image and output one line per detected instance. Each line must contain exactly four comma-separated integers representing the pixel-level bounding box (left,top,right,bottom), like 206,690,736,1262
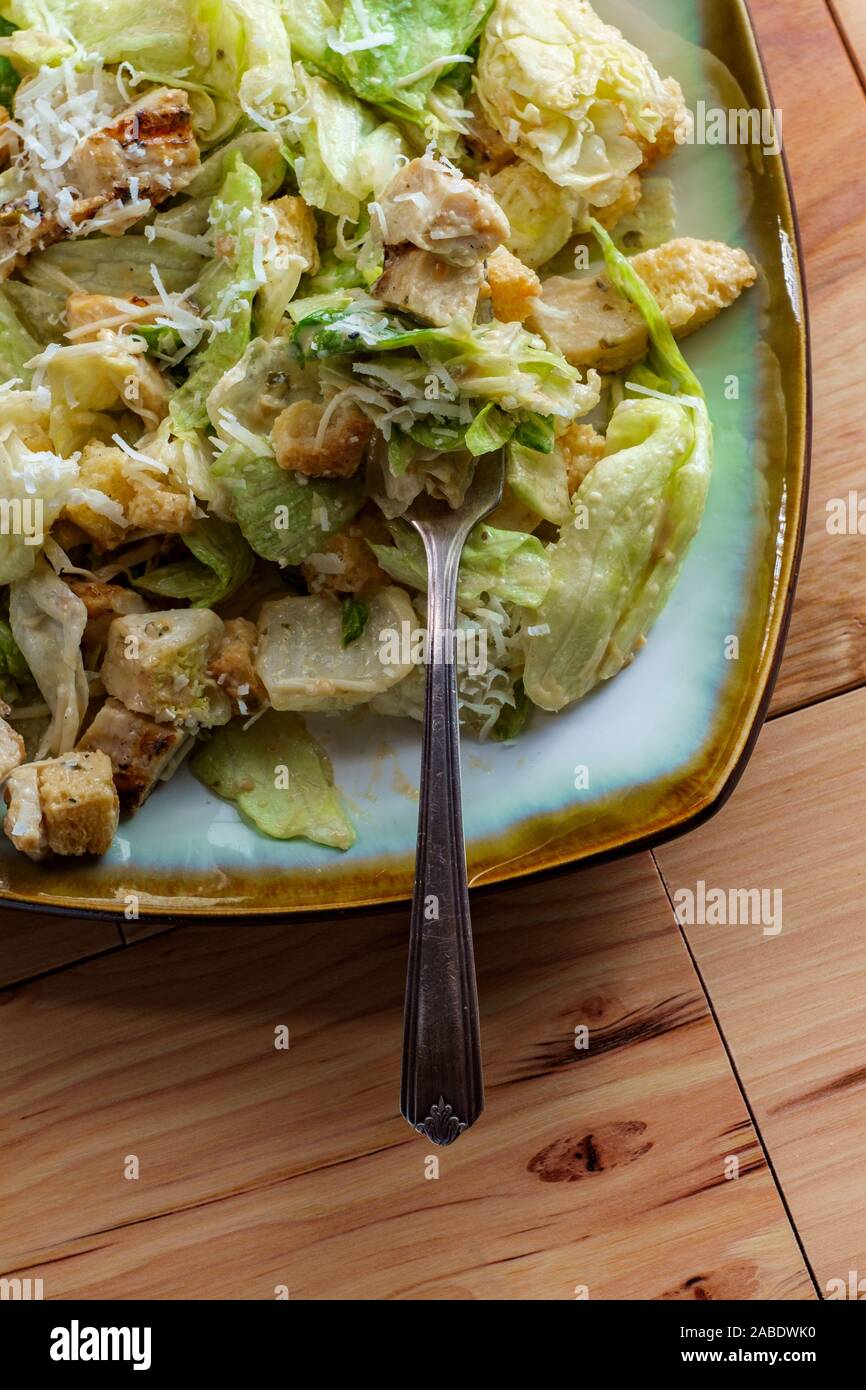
0,856,812,1300
828,0,866,86
746,0,866,713
655,686,866,1295
0,909,121,989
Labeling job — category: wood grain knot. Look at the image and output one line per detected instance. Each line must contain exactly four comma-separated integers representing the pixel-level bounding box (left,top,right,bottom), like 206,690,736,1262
527,1121,652,1182
656,1262,760,1301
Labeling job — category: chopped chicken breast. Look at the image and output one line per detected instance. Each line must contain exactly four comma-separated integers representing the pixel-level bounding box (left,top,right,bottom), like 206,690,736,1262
0,87,200,278
78,697,186,810
4,764,48,861
377,155,509,267
529,238,757,371
374,246,484,326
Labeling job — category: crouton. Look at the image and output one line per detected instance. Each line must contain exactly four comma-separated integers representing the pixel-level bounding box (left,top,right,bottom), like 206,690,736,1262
529,238,757,371
4,764,48,861
300,518,390,596
62,442,195,549
271,399,374,478
377,155,509,266
0,715,25,782
35,750,119,855
268,195,319,274
486,246,540,323
373,246,484,326
205,618,268,714
101,609,232,729
77,697,186,810
559,423,607,493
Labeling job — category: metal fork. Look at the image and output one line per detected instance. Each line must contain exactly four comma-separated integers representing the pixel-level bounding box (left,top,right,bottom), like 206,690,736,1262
400,450,505,1146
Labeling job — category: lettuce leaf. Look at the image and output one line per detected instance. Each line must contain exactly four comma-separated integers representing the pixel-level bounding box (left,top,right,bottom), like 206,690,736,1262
522,221,713,711
0,14,20,108
476,0,678,206
191,708,356,849
9,558,88,755
370,518,550,607
0,611,31,703
334,0,490,114
506,439,570,525
0,285,39,383
133,516,255,608
289,65,406,220
169,153,263,434
341,594,368,647
212,443,363,566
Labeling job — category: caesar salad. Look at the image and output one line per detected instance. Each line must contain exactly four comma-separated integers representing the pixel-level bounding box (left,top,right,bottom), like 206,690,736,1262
0,0,757,860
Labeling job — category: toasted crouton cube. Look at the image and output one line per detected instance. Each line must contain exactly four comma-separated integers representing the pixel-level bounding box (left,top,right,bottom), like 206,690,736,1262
529,238,756,371
0,716,25,782
300,518,389,595
62,442,195,549
271,399,374,478
101,609,232,728
373,246,484,327
205,619,268,714
486,246,540,323
559,423,607,493
268,195,319,274
4,764,48,861
34,751,119,856
78,697,186,810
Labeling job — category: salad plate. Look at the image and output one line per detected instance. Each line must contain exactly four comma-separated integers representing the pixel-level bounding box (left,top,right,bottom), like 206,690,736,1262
0,0,808,918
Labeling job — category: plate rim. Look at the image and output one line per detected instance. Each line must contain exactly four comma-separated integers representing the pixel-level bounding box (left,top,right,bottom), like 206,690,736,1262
0,0,812,924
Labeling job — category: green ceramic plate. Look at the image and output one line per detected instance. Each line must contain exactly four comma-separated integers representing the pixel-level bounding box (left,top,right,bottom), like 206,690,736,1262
0,0,809,919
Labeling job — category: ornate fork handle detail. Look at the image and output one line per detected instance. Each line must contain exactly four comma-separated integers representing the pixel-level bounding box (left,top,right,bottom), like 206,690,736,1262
400,520,484,1145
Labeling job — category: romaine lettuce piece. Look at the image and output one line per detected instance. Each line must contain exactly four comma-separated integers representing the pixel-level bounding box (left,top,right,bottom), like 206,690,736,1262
212,444,363,567
476,0,678,207
0,286,40,383
169,153,263,434
0,15,20,109
491,678,530,741
464,403,515,456
289,66,406,220
133,516,255,608
489,163,577,270
0,612,31,704
341,594,369,647
333,0,489,115
370,518,550,607
506,439,570,525
9,559,89,755
191,708,356,850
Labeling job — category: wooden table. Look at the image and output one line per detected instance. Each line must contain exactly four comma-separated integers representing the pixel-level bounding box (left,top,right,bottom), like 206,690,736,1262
1,0,863,1300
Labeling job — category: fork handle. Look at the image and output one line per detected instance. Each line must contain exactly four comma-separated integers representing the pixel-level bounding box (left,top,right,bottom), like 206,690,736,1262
400,530,484,1146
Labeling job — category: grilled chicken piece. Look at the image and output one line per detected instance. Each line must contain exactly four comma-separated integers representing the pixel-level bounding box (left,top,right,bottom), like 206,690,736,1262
0,87,200,278
271,399,374,478
463,94,515,175
377,155,509,267
67,87,200,204
373,245,484,326
77,696,186,811
4,751,119,859
529,238,756,372
0,715,25,782
206,619,268,716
